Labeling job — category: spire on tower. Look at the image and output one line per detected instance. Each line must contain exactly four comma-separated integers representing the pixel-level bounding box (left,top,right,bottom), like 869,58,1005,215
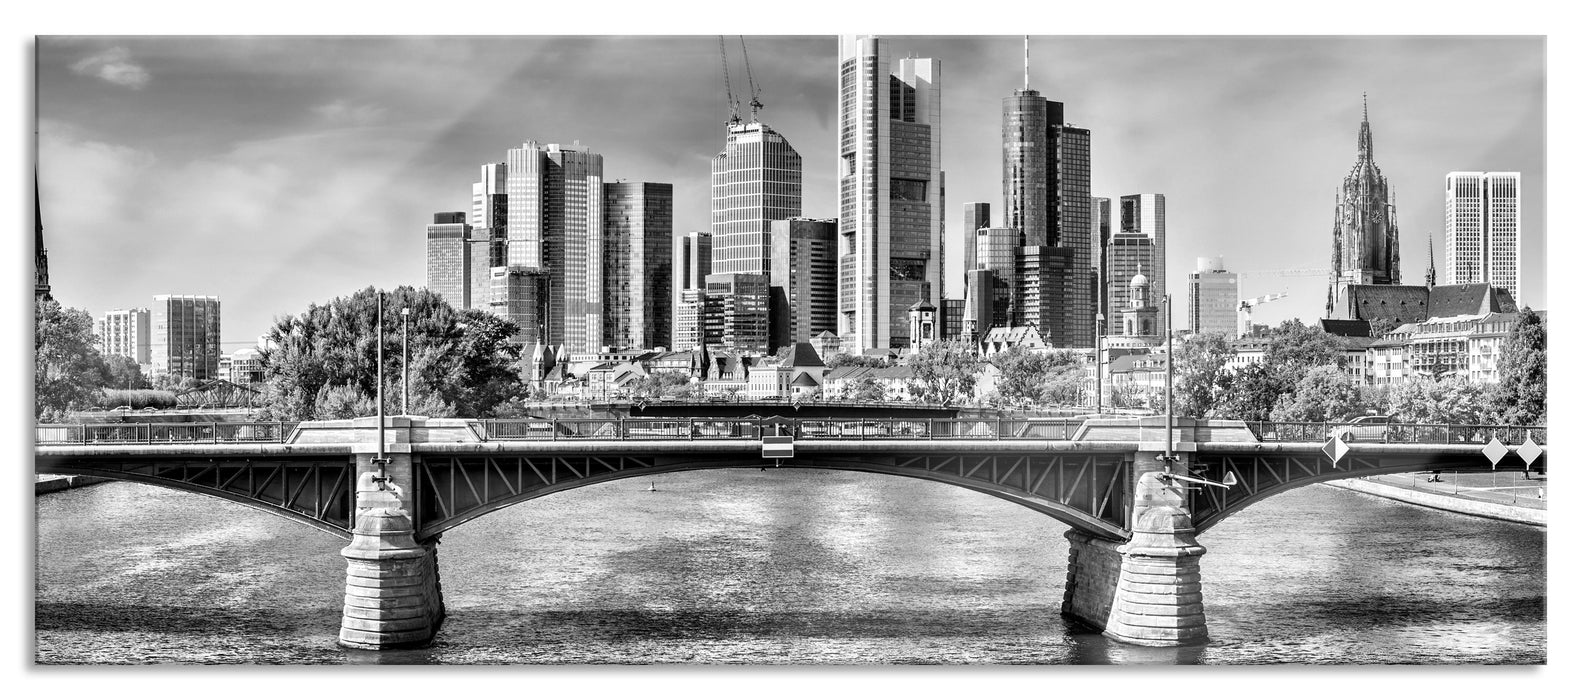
1023,35,1029,90
1425,231,1437,288
1356,93,1374,162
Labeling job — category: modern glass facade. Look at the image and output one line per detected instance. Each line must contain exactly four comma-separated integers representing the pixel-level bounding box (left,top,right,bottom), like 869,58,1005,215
150,294,221,380
769,218,838,350
425,212,472,311
1107,194,1165,335
97,307,150,364
1444,171,1521,305
603,181,673,351
503,141,604,352
962,201,991,282
705,272,769,354
711,122,802,276
1187,256,1239,338
837,35,942,352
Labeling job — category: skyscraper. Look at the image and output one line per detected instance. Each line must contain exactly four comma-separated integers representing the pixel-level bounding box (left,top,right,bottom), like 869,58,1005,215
837,35,942,353
470,162,507,310
425,212,472,310
1187,256,1239,338
705,272,770,354
150,294,221,380
673,231,711,348
1091,196,1111,338
1327,96,1400,317
504,141,604,352
603,181,673,350
1444,171,1521,304
711,121,802,275
1001,45,1092,348
962,201,991,278
1106,194,1165,335
769,218,838,350
97,308,151,364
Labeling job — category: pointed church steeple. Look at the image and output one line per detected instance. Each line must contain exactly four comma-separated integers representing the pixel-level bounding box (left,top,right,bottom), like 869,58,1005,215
1356,93,1374,163
1425,232,1437,288
35,169,52,302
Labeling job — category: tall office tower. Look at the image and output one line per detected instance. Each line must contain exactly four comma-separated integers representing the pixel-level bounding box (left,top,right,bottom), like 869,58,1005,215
1106,194,1165,335
976,226,1018,327
1444,171,1521,304
505,141,604,352
487,267,548,346
940,298,964,345
1326,96,1400,317
673,231,711,326
150,294,221,380
962,268,998,342
711,121,803,275
1187,256,1239,338
1091,196,1111,337
962,202,991,278
426,212,473,310
603,181,674,350
769,218,838,350
1001,50,1092,348
470,162,508,310
705,272,770,354
673,288,712,351
97,308,151,364
837,35,943,353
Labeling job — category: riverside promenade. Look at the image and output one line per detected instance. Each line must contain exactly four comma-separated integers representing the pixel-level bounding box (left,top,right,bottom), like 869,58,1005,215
1329,471,1546,526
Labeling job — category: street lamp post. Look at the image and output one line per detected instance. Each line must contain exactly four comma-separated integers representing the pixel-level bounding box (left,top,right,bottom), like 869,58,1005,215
1163,294,1174,466
1095,312,1105,415
400,307,411,416
373,292,389,489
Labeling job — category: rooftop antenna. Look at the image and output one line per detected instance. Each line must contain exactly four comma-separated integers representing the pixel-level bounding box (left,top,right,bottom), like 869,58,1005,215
1024,35,1030,90
740,36,763,122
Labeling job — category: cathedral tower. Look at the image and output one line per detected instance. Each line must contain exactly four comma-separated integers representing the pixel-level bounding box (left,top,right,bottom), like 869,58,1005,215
1326,95,1400,316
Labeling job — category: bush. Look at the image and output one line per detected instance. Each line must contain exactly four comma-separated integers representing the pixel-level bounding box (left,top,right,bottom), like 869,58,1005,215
99,388,178,410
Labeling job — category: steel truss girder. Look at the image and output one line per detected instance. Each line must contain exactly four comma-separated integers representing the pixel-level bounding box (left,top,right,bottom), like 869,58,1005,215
1188,450,1535,533
35,456,356,538
413,451,1132,540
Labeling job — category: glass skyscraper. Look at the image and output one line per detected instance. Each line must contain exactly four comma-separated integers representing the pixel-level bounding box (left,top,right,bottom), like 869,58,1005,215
711,121,802,276
503,141,604,352
1445,171,1521,305
603,181,673,350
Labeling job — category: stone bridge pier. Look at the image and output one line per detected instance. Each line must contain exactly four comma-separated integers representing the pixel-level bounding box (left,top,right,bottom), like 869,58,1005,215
1062,450,1209,646
338,450,445,649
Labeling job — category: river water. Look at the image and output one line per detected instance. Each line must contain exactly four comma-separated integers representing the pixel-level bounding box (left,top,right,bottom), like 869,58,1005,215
34,469,1545,664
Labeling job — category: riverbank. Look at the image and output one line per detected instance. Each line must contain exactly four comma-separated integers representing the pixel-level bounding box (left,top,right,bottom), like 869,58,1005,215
35,475,111,495
1326,472,1545,527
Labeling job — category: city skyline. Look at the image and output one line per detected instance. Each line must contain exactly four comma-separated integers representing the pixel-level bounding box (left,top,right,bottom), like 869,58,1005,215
36,35,1545,349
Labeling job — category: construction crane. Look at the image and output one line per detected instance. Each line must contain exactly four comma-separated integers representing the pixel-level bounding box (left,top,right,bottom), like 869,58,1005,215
718,36,741,130
1238,291,1289,337
1240,268,1328,278
739,36,763,122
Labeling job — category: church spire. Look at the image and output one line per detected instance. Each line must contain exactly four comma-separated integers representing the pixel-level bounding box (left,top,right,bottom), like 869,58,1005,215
35,169,52,303
1425,231,1437,288
1356,93,1374,163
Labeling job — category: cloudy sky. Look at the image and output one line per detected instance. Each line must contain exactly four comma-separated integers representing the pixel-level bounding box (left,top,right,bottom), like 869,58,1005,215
36,34,1544,349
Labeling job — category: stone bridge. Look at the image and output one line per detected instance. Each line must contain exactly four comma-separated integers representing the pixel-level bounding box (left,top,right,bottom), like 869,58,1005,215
34,416,1546,650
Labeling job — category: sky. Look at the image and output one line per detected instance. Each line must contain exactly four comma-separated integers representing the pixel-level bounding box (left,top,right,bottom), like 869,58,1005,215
34,33,1545,350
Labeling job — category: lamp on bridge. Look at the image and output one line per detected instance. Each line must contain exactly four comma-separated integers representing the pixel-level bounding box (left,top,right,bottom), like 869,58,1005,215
400,307,412,416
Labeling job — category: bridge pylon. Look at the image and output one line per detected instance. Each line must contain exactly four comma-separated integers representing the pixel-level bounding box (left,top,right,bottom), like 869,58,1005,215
338,452,445,649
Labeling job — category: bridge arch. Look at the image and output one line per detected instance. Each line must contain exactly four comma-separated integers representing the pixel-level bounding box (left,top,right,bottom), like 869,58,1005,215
412,451,1133,541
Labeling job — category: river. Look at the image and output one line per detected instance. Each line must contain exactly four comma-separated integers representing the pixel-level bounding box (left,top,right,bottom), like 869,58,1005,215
34,469,1545,664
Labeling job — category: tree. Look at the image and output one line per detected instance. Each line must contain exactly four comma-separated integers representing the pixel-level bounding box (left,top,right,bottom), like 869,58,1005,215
35,298,110,419
907,341,983,406
1216,363,1283,421
1173,333,1232,418
258,286,523,420
1270,365,1366,422
103,354,151,390
628,370,691,400
1491,308,1545,424
1386,377,1495,425
826,353,889,369
1367,317,1401,338
843,376,888,403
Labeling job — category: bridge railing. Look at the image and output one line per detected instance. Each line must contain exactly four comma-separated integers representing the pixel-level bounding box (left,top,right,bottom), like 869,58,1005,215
479,418,1084,441
1245,421,1546,445
35,421,300,445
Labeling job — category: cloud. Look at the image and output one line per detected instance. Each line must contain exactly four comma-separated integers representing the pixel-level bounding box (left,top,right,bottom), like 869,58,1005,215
312,99,387,126
70,47,151,90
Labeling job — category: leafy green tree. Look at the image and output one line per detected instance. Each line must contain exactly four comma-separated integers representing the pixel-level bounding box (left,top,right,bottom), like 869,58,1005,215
989,346,1084,407
628,370,692,400
35,298,111,419
1490,308,1545,424
1264,319,1344,382
1270,365,1366,422
826,353,889,369
843,376,888,403
1216,363,1283,421
102,354,151,390
258,286,523,420
1174,333,1232,418
907,341,983,406
1386,377,1495,425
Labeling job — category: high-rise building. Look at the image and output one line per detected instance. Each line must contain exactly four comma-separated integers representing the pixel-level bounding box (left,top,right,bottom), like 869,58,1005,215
705,272,770,354
1001,52,1093,348
962,268,998,342
603,181,673,350
770,218,838,350
1444,171,1521,304
97,308,151,364
1106,194,1165,335
673,231,711,333
711,121,803,276
504,141,604,352
962,202,991,278
470,162,507,310
673,287,712,351
975,226,1018,328
150,294,221,380
1327,96,1400,317
1187,256,1239,338
1091,196,1110,337
425,212,472,310
487,267,548,346
837,35,942,353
